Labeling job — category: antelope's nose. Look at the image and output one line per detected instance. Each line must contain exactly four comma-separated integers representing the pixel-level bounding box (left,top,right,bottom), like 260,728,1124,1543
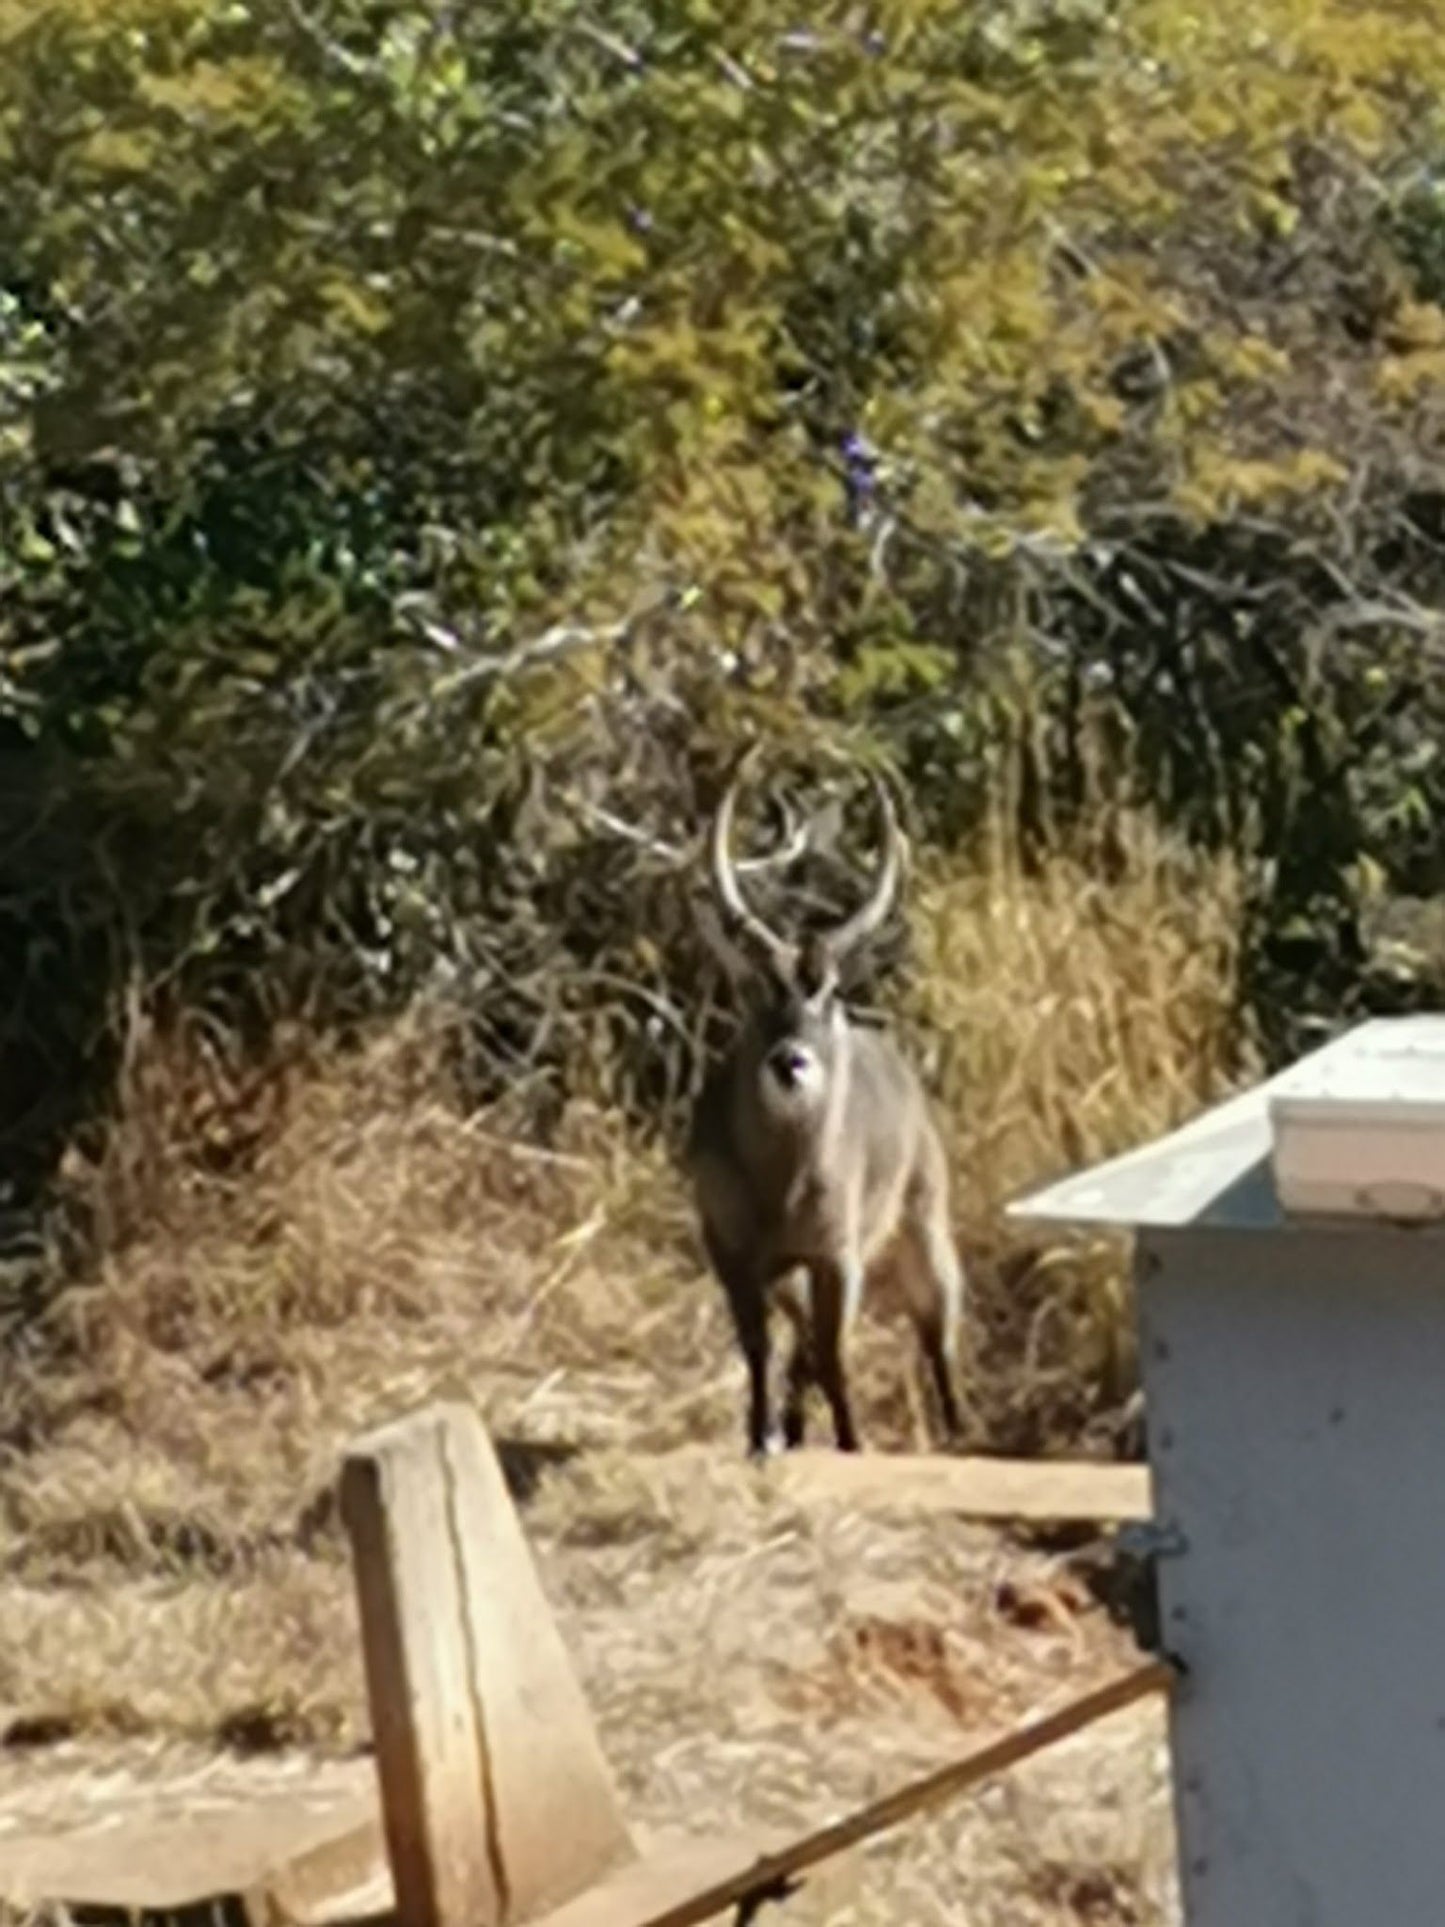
768,1044,812,1089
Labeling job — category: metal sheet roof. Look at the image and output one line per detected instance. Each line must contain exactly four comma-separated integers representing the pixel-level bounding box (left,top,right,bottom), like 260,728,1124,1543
1007,1015,1445,1233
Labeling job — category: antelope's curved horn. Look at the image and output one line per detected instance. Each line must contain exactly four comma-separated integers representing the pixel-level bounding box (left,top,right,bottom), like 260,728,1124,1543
821,770,905,962
707,747,797,969
735,794,808,875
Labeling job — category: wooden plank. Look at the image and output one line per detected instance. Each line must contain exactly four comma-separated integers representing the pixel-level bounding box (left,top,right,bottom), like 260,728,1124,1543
772,1450,1152,1522
253,1812,393,1925
339,1400,638,1927
530,1662,1174,1927
2,1763,381,1919
530,1834,789,1927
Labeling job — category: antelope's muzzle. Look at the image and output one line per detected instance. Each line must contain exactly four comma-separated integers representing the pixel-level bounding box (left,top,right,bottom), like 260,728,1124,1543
767,1043,815,1091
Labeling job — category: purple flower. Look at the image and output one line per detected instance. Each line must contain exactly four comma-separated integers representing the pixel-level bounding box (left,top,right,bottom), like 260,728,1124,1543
840,429,878,517
841,430,876,480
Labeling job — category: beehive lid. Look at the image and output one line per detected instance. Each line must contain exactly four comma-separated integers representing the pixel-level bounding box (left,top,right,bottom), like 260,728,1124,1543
1269,1021,1445,1124
1008,1015,1445,1233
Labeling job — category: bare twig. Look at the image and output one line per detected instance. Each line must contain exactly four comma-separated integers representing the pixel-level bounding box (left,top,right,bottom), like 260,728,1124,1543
574,798,812,874
280,0,375,79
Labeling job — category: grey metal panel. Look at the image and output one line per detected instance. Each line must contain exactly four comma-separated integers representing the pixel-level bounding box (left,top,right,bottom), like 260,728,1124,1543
1008,1016,1445,1233
1139,1226,1445,1927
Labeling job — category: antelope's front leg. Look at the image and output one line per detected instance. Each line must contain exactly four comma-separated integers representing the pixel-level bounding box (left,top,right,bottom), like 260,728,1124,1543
726,1276,775,1459
774,1267,813,1449
704,1230,776,1460
810,1255,864,1453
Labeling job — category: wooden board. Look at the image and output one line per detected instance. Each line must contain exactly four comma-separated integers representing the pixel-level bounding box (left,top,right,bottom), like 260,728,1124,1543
532,1833,789,1927
0,1756,384,1921
258,1808,395,1926
340,1400,639,1927
772,1450,1152,1522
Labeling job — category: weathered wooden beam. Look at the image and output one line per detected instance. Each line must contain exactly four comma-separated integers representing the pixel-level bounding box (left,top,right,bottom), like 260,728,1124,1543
2,1762,384,1924
339,1399,638,1927
772,1449,1151,1522
252,1810,394,1925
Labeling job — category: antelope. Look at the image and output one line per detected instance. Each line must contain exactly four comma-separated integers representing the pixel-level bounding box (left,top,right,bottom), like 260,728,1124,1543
686,750,967,1459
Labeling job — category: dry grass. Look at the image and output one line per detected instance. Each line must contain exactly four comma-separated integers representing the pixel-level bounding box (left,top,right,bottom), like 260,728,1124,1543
0,816,1248,1923
907,810,1255,1451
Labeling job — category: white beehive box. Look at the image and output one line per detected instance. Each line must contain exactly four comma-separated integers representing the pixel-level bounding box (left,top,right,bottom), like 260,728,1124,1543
1267,1023,1445,1220
1012,1015,1445,1927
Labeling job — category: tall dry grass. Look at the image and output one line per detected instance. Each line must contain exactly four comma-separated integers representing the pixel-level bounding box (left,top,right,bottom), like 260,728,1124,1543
906,809,1255,1450
0,810,1251,1766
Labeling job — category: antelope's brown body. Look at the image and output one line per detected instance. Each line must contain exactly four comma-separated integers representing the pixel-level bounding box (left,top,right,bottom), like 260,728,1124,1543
686,751,967,1458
